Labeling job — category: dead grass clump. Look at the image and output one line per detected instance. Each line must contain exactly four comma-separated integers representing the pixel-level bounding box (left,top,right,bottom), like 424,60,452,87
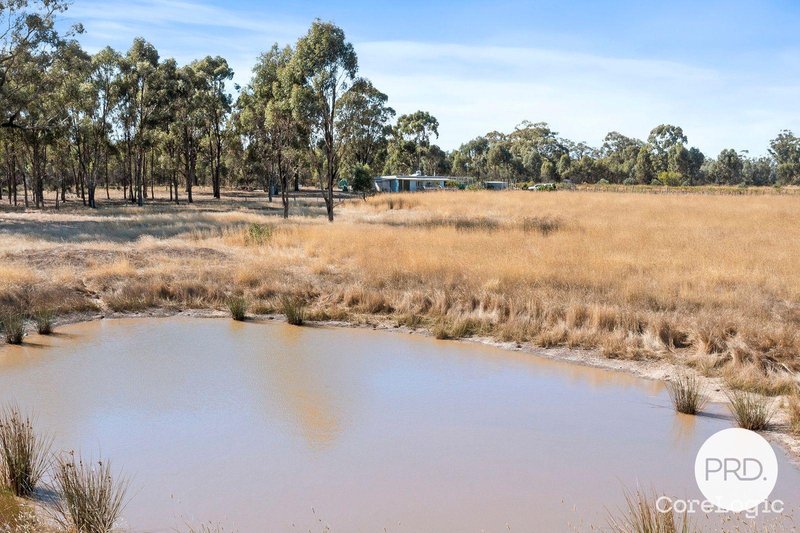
396,313,424,330
0,312,25,345
788,396,800,435
519,216,561,235
727,391,774,431
0,405,52,497
565,304,589,329
0,489,41,533
227,297,248,321
722,365,798,397
607,488,695,533
535,323,569,348
281,296,306,326
368,195,419,211
649,318,689,350
52,453,128,533
591,305,619,332
667,373,707,415
691,324,734,355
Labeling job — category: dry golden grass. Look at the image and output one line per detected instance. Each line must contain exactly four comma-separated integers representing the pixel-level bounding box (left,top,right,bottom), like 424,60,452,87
1,188,799,390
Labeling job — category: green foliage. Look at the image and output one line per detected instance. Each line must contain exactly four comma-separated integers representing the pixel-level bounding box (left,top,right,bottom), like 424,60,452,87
350,164,374,193
227,297,248,321
657,171,684,187
281,296,306,326
245,223,272,245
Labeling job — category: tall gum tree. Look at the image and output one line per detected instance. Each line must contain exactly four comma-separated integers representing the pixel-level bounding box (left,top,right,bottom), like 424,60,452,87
290,20,357,222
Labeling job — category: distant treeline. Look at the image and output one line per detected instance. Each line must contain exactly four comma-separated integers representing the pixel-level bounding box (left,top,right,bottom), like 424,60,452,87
2,1,799,217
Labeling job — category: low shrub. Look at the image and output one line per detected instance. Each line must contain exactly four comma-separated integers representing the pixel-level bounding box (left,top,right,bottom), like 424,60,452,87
245,223,272,245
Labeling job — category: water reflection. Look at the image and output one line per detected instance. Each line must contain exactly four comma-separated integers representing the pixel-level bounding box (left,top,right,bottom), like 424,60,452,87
0,317,798,532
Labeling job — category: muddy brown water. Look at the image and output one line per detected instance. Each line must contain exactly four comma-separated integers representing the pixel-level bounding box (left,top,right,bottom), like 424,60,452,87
0,317,798,532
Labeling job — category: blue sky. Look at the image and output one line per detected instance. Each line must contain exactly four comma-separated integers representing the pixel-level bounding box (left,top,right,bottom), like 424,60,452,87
63,0,800,156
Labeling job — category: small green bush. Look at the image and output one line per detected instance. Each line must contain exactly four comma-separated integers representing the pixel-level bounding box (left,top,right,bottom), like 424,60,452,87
281,296,306,326
245,223,272,245
227,297,248,321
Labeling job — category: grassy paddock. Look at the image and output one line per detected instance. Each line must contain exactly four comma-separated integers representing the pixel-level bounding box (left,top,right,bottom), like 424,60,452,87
1,189,799,389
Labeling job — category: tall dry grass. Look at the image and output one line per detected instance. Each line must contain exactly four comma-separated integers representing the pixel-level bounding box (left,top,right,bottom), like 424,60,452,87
52,452,128,533
1,190,799,393
0,405,52,497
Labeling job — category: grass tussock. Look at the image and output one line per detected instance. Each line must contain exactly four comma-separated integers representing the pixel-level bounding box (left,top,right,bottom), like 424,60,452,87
245,223,272,245
281,296,306,326
722,365,798,397
607,488,694,533
667,374,707,415
0,489,41,533
0,312,25,345
727,391,775,431
33,309,54,335
789,395,800,435
227,297,248,321
0,405,52,497
52,453,129,533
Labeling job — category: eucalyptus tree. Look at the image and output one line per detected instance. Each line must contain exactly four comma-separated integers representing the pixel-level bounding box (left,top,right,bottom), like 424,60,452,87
336,78,394,174
769,130,800,184
648,124,687,172
191,56,233,199
291,20,358,221
1,0,74,125
119,38,162,206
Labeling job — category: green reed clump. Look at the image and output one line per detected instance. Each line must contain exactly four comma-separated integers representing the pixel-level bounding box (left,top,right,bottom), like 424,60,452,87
227,297,248,321
727,391,774,431
667,373,707,415
0,405,52,497
33,309,54,335
52,452,128,533
281,296,306,326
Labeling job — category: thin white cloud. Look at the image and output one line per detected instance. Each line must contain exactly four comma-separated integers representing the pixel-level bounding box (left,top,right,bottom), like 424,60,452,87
63,2,799,155
357,40,797,155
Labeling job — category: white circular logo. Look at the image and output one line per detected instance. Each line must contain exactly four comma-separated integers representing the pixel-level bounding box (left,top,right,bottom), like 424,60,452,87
695,428,778,512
